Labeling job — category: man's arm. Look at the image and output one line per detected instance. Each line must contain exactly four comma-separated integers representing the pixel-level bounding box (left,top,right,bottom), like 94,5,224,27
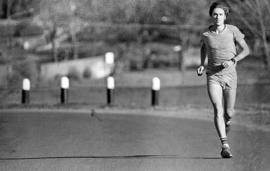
197,43,207,76
200,43,207,66
233,39,250,62
222,39,250,68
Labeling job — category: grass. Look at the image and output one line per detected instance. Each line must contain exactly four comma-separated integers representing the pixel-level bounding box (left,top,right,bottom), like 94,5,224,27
0,34,270,110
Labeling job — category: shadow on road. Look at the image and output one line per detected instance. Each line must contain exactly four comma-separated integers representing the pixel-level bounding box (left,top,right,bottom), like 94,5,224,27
0,154,221,161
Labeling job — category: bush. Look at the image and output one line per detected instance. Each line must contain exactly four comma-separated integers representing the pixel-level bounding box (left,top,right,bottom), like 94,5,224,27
14,22,43,37
83,68,91,79
10,59,39,87
67,67,81,81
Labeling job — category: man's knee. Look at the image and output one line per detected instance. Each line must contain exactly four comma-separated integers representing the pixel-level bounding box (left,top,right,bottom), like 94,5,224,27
214,105,224,117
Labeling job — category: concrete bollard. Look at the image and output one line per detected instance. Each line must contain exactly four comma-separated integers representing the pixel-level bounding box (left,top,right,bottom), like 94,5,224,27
152,77,160,106
60,76,69,104
106,76,115,105
105,52,115,76
22,78,30,104
105,52,114,65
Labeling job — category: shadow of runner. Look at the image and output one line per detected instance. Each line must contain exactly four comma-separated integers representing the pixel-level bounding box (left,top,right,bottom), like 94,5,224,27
0,154,221,161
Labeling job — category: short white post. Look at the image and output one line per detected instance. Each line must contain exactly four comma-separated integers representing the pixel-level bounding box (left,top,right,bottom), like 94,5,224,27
174,45,184,71
23,41,30,50
152,77,160,106
106,76,115,105
22,78,30,104
105,52,114,65
61,76,69,104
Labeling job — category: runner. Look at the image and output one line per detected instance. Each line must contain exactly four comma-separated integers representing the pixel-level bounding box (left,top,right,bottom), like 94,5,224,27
197,1,250,158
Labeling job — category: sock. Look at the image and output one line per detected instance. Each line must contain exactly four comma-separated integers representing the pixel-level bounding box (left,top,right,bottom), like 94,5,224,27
220,137,229,146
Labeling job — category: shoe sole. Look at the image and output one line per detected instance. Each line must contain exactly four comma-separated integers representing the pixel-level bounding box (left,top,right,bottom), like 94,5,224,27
221,150,233,158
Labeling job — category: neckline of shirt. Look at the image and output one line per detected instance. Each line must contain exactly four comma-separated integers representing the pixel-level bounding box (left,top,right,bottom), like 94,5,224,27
208,24,227,36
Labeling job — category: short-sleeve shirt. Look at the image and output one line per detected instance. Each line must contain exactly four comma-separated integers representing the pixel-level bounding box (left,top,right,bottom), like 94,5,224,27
201,24,245,75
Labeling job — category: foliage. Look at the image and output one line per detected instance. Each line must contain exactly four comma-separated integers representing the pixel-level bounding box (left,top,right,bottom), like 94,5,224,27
67,66,81,81
78,0,209,25
1,59,39,89
83,68,91,79
0,0,34,19
2,0,269,70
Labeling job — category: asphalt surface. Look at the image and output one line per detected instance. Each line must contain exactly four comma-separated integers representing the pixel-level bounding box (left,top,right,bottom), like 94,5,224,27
0,109,270,171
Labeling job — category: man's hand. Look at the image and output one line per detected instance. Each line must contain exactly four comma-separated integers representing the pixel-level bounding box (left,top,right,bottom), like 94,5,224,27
222,60,235,68
197,66,205,76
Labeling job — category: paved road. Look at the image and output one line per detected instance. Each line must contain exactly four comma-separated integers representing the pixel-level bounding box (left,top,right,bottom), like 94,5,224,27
0,110,270,171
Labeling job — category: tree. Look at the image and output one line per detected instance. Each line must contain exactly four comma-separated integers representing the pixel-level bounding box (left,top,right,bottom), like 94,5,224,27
36,0,88,61
31,0,211,63
0,0,33,19
224,0,270,69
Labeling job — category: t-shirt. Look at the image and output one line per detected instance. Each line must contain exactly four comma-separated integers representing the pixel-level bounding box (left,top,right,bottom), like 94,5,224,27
201,24,245,75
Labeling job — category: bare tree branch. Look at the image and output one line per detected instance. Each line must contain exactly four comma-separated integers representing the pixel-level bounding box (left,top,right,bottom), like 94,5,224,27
240,3,260,24
262,0,270,12
243,0,260,16
224,0,262,38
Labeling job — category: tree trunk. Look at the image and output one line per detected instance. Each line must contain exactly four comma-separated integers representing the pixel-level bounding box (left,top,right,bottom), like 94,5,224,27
262,37,270,69
6,0,12,19
71,33,78,60
50,22,58,62
257,0,269,69
52,39,57,62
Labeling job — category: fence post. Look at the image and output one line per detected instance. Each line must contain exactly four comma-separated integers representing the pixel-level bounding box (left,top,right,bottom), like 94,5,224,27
61,76,69,104
106,76,115,106
22,78,30,104
152,77,160,106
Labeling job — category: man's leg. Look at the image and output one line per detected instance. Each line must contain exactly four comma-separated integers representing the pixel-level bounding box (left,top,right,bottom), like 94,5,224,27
207,83,227,140
223,87,237,134
207,82,232,158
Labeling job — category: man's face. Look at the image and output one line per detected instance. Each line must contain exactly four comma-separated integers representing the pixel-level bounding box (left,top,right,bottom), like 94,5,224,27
212,8,226,26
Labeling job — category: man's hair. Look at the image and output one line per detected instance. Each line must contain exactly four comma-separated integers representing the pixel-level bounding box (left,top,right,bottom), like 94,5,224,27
209,1,230,16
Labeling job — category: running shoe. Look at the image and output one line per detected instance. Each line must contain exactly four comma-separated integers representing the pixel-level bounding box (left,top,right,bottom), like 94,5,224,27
221,144,233,158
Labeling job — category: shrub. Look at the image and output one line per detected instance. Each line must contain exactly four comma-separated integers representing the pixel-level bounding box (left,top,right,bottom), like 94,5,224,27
67,67,81,81
83,68,91,79
10,59,39,87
